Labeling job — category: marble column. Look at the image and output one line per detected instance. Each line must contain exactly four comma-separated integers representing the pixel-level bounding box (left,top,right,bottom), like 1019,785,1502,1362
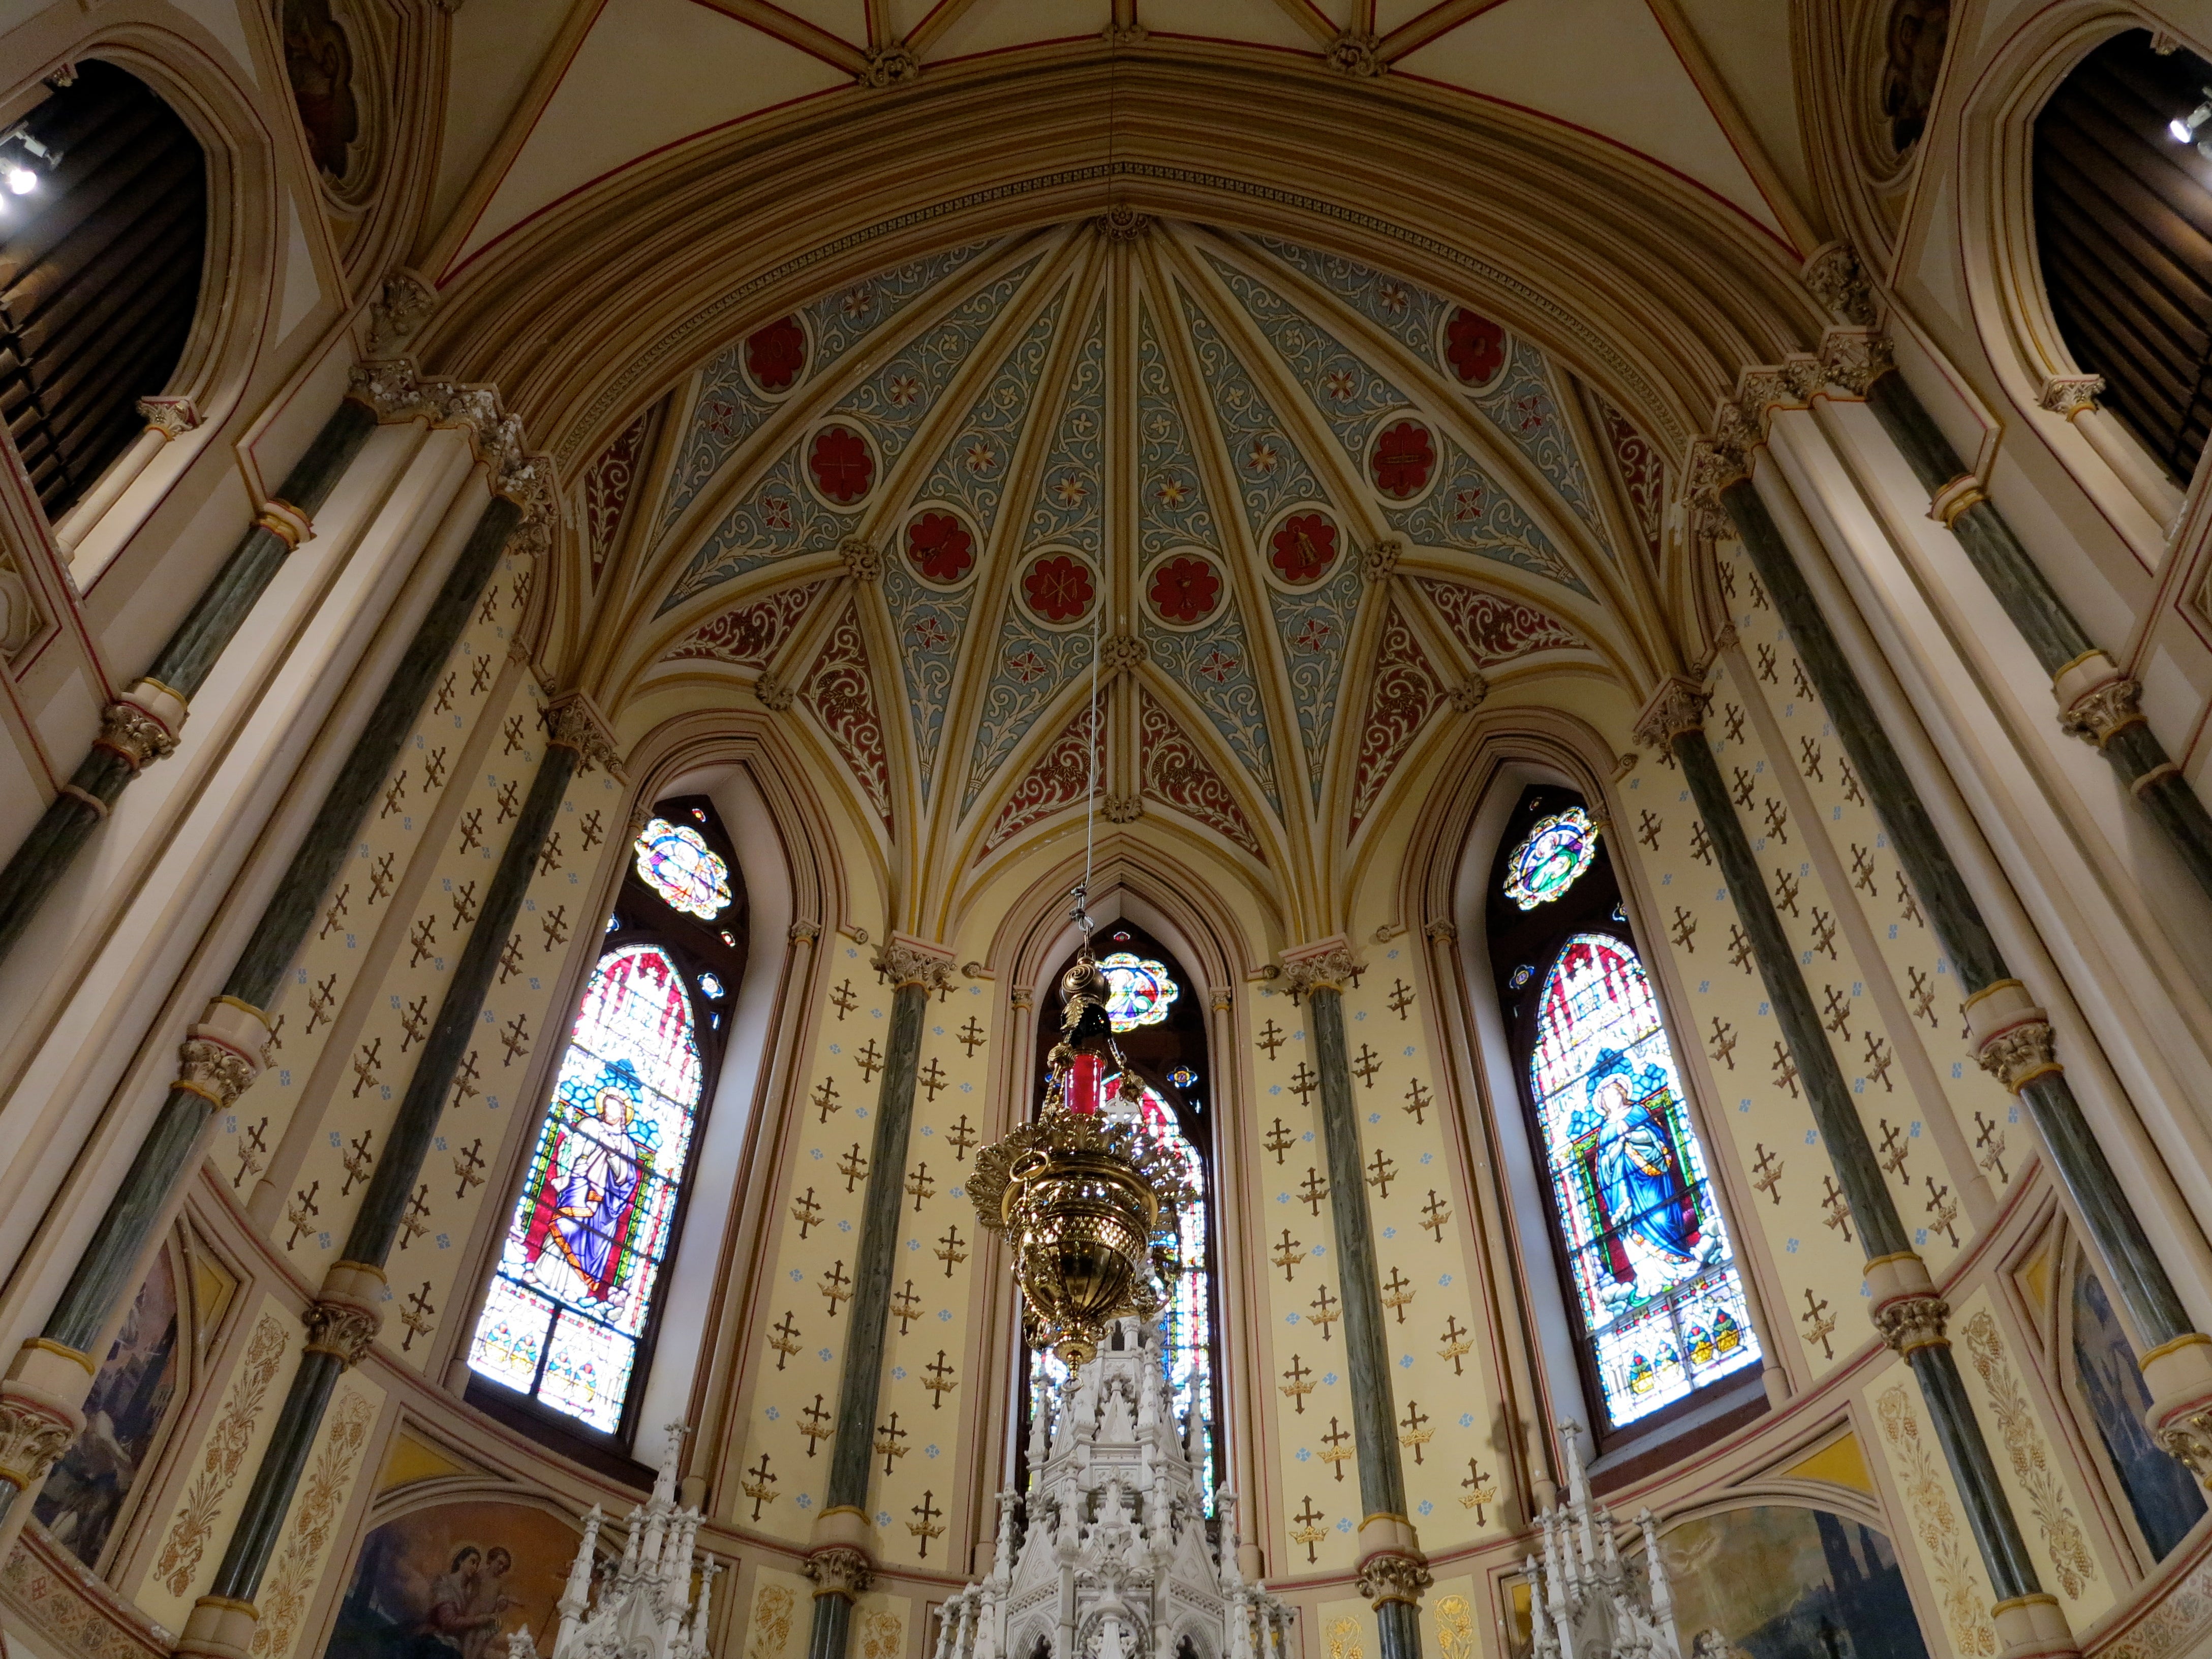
1861,370,2212,905
805,938,957,1659
1279,942,1428,1659
0,478,543,1555
1636,679,2073,1659
0,398,378,963
171,694,613,1659
1715,472,2212,1483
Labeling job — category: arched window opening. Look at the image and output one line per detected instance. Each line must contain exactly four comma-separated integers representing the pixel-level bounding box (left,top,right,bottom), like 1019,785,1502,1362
1018,921,1219,1503
1,62,208,520
468,796,748,1448
1486,787,1761,1442
2034,29,2212,485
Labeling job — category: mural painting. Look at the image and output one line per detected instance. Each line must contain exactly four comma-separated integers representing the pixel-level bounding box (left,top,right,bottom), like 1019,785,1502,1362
323,1500,581,1659
2070,1258,2207,1559
279,0,360,180
1659,1505,1925,1659
32,1248,180,1567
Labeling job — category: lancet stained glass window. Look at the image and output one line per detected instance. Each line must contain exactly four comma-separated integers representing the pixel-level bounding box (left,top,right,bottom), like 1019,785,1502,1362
470,946,701,1431
1528,935,1759,1425
469,793,745,1442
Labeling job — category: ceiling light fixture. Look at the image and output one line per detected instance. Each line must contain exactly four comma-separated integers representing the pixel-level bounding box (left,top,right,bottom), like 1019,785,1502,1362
2171,92,2212,149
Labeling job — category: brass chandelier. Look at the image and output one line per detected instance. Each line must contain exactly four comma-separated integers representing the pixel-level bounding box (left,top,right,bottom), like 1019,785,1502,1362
968,932,1195,1365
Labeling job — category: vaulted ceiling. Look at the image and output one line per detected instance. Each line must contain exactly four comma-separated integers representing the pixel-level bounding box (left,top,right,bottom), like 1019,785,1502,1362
574,219,1667,909
428,0,1812,289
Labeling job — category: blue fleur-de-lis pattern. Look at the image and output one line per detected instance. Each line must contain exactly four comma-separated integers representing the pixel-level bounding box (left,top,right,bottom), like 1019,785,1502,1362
1144,605,1281,817
661,440,850,611
909,287,1068,537
1137,298,1221,556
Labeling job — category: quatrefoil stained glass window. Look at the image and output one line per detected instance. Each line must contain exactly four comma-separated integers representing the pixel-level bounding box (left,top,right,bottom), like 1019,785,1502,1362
1502,807,1599,910
1099,951,1180,1030
634,819,732,919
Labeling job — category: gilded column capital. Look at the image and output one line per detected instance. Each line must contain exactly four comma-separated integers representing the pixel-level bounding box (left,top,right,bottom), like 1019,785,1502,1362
364,269,437,357
2051,651,2146,749
543,691,622,776
303,1259,387,1366
1819,329,1894,395
138,395,201,439
789,920,823,944
1962,979,2064,1093
2142,1334,2212,1491
803,1544,874,1599
1355,1550,1433,1609
1279,939,1365,998
1632,675,1709,751
0,1337,93,1494
1864,1251,1949,1354
93,679,190,771
872,935,958,995
2039,374,2105,419
1423,919,1458,944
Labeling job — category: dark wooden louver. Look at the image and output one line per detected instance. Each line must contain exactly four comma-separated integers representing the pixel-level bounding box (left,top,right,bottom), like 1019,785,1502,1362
0,62,207,521
2035,30,2212,486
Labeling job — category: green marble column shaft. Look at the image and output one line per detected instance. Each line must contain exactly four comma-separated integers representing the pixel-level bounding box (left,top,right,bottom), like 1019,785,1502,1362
0,493,523,1539
1664,708,2044,1606
1863,371,2212,905
0,399,379,963
806,949,936,1659
1307,984,1407,1523
208,730,582,1607
1721,476,2192,1346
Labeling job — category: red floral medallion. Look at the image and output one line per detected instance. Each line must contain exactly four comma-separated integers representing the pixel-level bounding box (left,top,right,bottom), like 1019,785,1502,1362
746,316,807,392
1149,556,1222,623
906,512,975,584
1443,309,1505,387
1370,418,1436,500
809,424,874,505
1269,513,1339,585
1024,555,1095,623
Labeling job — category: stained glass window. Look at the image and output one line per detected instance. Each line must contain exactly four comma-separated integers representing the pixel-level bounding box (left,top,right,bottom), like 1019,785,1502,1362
469,945,702,1432
634,819,732,919
1527,934,1760,1426
1502,808,1599,910
1099,951,1180,1030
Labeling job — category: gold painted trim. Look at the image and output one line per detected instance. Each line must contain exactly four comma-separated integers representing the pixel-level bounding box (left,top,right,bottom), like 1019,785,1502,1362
1959,979,2023,1012
172,1078,229,1109
57,783,109,819
2139,1333,2212,1369
24,1337,95,1374
1862,1250,1921,1270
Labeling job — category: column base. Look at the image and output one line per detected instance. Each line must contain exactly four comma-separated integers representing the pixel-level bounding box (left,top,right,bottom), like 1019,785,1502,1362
1991,1594,2076,1659
175,1596,261,1659
2142,1334,2212,1490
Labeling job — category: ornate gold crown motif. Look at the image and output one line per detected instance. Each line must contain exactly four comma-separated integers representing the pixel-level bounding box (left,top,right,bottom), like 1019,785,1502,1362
968,949,1193,1365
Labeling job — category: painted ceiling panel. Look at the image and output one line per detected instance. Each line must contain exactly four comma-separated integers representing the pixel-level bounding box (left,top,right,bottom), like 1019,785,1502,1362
431,0,574,239
1395,0,1786,239
1674,0,1816,225
1253,236,1607,534
637,221,1610,842
454,0,850,269
772,0,872,47
660,240,1000,533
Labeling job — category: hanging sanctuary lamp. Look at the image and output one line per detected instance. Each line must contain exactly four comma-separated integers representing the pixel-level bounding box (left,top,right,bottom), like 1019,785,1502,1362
965,625,1193,1366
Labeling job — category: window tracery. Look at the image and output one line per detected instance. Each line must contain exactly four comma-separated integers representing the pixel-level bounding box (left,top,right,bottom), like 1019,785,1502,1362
1489,787,1760,1434
467,795,746,1441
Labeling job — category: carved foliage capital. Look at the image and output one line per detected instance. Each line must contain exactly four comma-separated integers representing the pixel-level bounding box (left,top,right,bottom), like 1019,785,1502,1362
138,395,201,438
0,1381,83,1492
873,938,958,994
177,1038,259,1109
1977,1020,2062,1094
1279,942,1365,999
859,44,919,86
1326,30,1386,76
2040,374,2105,419
804,1545,874,1599
302,1300,381,1367
96,699,180,770
1803,242,1879,327
1355,1550,1432,1608
1632,675,1709,751
840,536,883,583
1871,1291,1950,1355
2060,677,2145,748
1447,673,1488,714
754,670,796,712
2149,1398,2212,1490
1103,793,1143,823
1360,536,1404,584
1101,631,1149,672
366,270,438,356
544,694,622,774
